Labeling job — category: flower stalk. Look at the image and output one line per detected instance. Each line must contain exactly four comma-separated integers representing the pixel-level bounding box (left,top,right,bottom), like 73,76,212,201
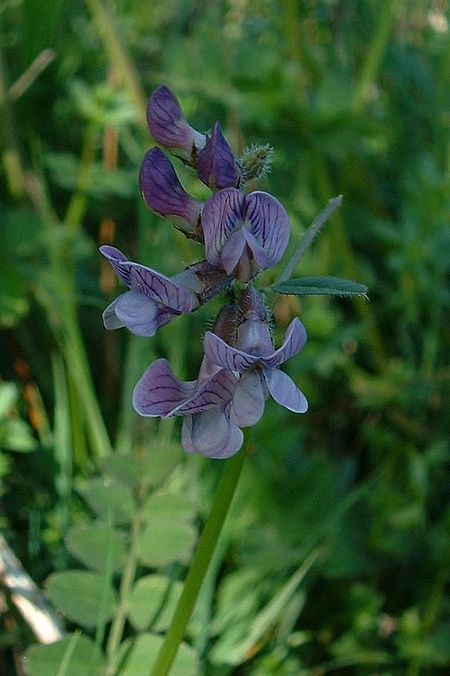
149,444,247,676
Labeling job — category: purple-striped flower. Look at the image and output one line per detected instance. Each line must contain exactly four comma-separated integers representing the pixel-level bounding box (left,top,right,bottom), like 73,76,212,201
140,147,202,238
204,289,308,421
147,86,206,164
100,246,200,337
133,356,243,459
201,188,291,281
197,122,241,191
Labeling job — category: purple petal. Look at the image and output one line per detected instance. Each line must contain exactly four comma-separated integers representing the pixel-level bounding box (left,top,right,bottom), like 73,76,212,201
204,331,260,373
140,148,202,232
229,370,266,427
243,228,267,269
133,359,196,416
197,122,240,190
119,261,199,313
102,295,127,330
244,191,290,268
261,318,307,368
220,229,247,275
175,368,237,415
263,367,308,413
181,409,244,459
111,289,176,337
100,246,132,287
147,86,206,160
201,188,244,267
236,319,273,356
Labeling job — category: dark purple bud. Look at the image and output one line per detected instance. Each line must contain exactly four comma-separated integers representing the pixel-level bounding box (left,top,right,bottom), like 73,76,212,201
239,286,267,322
197,122,241,190
140,148,202,237
147,86,206,163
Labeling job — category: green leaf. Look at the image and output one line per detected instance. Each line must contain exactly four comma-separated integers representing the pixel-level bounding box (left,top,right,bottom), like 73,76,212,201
1,418,37,452
128,575,183,632
65,524,128,573
78,478,135,524
46,571,117,628
24,633,105,676
0,383,18,419
272,276,368,298
102,444,182,488
142,492,196,524
137,518,197,568
118,633,199,676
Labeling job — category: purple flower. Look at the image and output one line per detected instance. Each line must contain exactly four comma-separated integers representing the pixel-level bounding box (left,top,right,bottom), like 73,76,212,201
133,356,243,459
197,122,241,190
140,147,202,238
100,245,199,337
147,86,206,164
201,188,291,281
203,290,308,421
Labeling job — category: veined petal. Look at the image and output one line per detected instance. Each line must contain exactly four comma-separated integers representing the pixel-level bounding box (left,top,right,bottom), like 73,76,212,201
113,289,175,337
181,409,244,459
236,319,273,356
119,261,199,313
220,229,247,275
229,370,266,427
100,245,133,287
147,86,206,160
197,122,240,190
243,228,268,269
140,148,202,232
263,367,308,413
244,191,290,268
201,188,244,267
261,318,307,368
174,368,238,415
204,331,260,373
133,359,196,417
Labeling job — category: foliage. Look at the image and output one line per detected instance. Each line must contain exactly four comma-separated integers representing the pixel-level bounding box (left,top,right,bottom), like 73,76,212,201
0,0,449,674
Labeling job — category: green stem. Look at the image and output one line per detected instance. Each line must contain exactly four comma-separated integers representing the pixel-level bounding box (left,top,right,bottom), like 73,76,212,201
105,501,143,675
150,448,247,676
351,0,397,114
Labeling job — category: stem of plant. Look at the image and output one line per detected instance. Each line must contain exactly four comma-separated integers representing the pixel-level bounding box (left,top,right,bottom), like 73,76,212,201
150,445,247,676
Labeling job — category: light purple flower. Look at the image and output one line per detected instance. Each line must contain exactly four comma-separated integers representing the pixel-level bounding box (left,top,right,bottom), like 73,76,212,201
204,314,308,423
133,356,243,459
201,188,290,281
197,122,241,191
147,85,206,164
100,245,199,337
140,147,202,238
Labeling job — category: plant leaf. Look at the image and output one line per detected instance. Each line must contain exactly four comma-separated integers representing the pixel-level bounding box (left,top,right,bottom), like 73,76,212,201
78,478,135,524
24,633,105,676
65,524,128,573
127,575,183,631
46,571,117,628
272,276,368,298
118,633,198,676
137,518,197,568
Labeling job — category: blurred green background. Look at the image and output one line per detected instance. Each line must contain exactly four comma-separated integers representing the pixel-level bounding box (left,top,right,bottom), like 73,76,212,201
1,0,449,674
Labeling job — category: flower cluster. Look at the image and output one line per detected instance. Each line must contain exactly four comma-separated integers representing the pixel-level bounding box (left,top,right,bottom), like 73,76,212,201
101,86,308,458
